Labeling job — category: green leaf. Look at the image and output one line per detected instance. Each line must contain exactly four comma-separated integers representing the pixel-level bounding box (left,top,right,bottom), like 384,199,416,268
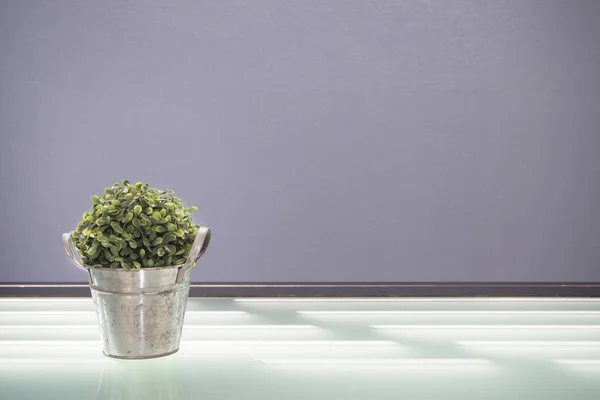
132,218,141,229
129,240,138,249
97,234,109,244
152,211,161,221
142,236,151,247
166,223,177,231
121,261,131,270
160,208,167,218
132,261,141,269
95,218,108,226
175,258,186,265
147,259,155,267
91,195,100,203
155,225,167,233
152,237,163,246
164,244,176,254
96,225,108,232
110,245,120,257
110,221,124,234
88,243,99,257
133,205,142,215
121,200,134,208
140,249,146,257
164,233,176,243
124,212,134,223
157,247,165,257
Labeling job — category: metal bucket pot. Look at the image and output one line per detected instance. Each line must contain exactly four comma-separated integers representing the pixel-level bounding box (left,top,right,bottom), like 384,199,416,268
62,227,210,359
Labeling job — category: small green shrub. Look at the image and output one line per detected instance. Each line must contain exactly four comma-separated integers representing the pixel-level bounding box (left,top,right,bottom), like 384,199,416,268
72,180,201,269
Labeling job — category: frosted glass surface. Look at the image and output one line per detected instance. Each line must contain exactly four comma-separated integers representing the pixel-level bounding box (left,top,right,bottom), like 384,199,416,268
1,297,600,399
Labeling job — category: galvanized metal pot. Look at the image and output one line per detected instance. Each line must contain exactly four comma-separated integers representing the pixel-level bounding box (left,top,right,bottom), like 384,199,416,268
62,227,210,359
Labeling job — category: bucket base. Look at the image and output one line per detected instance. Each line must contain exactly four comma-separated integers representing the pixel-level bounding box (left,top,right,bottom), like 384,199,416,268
102,348,179,360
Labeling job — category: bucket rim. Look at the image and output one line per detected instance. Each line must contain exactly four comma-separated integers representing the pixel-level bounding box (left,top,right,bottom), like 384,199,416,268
85,263,186,272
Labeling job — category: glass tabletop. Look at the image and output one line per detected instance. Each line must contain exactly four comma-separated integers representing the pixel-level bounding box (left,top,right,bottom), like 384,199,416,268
1,297,600,400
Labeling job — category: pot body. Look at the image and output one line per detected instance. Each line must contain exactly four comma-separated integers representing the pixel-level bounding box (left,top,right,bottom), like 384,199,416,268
89,265,193,359
63,227,210,359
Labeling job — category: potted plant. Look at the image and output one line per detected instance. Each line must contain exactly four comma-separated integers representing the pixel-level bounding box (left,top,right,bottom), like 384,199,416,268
62,180,210,359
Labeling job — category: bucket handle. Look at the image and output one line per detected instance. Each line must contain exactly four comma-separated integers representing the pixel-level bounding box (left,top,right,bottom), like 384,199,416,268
63,232,95,283
62,232,89,272
176,226,211,284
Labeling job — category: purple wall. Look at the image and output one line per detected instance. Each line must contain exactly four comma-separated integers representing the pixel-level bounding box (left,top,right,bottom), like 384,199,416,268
1,0,599,283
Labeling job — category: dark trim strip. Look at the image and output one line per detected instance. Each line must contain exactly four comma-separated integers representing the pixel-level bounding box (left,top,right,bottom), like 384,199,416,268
0,283,599,297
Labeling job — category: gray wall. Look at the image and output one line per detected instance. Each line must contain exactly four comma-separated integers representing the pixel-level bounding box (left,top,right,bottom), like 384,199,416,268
1,0,599,283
